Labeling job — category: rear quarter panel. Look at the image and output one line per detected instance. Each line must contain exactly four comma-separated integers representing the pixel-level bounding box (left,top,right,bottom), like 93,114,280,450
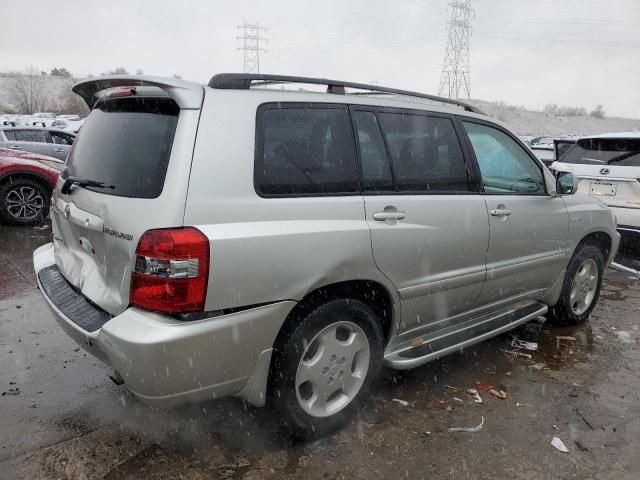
183,89,401,317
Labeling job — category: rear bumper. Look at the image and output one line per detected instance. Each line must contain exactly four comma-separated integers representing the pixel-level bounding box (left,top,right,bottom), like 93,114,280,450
33,242,295,407
609,205,640,233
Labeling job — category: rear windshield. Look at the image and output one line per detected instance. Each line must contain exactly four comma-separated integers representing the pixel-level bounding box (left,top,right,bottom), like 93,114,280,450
64,97,179,198
560,137,640,167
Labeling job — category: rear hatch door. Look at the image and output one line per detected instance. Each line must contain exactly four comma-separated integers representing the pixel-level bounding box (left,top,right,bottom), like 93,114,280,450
51,77,203,316
554,136,640,209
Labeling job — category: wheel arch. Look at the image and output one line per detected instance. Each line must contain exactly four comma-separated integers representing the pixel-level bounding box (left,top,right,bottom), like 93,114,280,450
274,279,398,352
576,230,612,261
0,170,54,194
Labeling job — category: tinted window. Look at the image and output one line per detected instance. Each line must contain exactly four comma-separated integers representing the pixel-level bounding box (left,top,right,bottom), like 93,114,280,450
14,130,47,142
256,106,358,195
65,97,179,199
3,130,16,141
561,138,640,167
464,122,545,194
51,132,74,145
377,113,470,192
353,111,394,191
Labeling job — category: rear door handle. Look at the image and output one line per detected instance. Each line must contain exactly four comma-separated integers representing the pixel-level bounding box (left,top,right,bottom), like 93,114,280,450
54,148,65,152
9,145,21,150
373,208,406,222
490,208,512,217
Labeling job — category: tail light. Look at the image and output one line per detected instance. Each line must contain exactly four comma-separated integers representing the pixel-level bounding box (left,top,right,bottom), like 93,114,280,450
130,227,209,314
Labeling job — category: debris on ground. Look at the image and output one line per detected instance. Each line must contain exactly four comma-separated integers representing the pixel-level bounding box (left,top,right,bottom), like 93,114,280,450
453,397,464,403
475,382,491,392
2,388,20,396
466,388,483,404
489,389,508,400
445,385,461,391
448,416,485,433
575,440,590,452
511,338,538,351
555,336,576,342
499,349,532,359
392,398,409,407
528,363,546,371
551,436,569,453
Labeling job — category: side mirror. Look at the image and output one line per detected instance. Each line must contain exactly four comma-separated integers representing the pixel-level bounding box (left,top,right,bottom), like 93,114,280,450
556,171,578,195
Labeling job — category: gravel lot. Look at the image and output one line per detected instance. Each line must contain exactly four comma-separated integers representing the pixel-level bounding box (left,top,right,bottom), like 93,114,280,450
1,224,639,480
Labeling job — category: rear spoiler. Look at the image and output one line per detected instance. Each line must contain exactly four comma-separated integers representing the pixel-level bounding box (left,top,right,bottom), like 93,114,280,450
72,75,204,110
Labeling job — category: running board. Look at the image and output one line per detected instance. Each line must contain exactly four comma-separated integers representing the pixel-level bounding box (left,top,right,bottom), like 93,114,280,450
384,301,548,370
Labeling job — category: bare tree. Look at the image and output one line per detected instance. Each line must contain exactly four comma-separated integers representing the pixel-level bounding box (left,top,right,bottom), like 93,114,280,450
8,66,51,114
55,79,90,116
590,104,606,119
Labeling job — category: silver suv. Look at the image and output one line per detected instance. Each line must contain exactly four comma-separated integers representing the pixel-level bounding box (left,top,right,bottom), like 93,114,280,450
33,74,619,436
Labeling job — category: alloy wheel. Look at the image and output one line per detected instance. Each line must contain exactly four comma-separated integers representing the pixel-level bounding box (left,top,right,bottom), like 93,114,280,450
569,258,599,315
5,186,44,221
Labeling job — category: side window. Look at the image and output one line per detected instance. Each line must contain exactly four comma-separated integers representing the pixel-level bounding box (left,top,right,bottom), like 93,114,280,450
256,106,358,195
352,111,394,191
13,129,47,143
3,130,16,141
463,122,546,194
376,112,470,192
51,132,74,145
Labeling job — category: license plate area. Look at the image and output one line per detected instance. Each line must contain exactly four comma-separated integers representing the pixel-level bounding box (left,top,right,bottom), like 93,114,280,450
590,181,617,196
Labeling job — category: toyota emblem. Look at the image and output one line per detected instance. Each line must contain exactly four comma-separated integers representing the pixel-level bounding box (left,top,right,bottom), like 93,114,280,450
600,168,610,175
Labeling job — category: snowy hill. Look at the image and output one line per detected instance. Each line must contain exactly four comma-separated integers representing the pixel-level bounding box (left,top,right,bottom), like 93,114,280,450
469,99,640,137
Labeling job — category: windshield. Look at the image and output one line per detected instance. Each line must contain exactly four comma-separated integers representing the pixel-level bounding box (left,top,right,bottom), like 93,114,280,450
64,96,179,198
560,137,640,166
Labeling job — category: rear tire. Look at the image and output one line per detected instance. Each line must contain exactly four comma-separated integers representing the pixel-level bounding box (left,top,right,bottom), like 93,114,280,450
549,243,604,325
0,177,50,226
268,299,384,438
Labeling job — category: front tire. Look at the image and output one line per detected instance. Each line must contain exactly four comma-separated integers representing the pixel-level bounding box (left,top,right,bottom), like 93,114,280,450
549,243,604,325
268,299,384,437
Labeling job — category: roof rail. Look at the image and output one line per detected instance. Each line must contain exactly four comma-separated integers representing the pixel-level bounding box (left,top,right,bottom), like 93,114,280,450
208,73,484,114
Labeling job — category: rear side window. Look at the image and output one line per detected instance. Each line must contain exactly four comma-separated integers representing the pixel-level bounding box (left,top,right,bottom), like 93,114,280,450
3,130,16,141
376,113,470,192
51,131,74,145
255,106,358,196
561,138,640,167
353,111,394,191
64,97,179,198
14,130,47,142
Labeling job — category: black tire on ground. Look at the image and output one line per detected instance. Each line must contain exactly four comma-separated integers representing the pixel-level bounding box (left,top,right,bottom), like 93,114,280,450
0,177,50,226
549,243,605,326
268,299,384,438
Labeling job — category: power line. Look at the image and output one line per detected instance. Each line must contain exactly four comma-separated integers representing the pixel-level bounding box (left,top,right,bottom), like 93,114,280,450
237,21,268,74
438,0,475,100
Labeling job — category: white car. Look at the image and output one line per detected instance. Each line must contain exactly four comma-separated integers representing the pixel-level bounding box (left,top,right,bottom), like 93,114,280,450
552,132,640,244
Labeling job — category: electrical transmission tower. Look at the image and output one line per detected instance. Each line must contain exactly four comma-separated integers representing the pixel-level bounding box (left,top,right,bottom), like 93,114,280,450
237,21,267,73
438,1,474,99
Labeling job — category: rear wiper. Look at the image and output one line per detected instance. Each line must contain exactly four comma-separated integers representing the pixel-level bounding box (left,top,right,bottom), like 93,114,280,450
60,176,115,195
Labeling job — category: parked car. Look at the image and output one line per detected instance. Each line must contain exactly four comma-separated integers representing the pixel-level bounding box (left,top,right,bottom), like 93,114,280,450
0,147,62,225
0,126,75,161
530,144,556,166
551,132,640,250
51,118,84,134
34,74,619,436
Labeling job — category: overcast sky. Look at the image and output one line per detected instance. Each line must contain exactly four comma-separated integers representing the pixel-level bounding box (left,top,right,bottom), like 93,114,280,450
1,0,639,117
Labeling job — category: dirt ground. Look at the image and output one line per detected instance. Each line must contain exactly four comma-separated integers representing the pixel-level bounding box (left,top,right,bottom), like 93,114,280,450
1,224,639,480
